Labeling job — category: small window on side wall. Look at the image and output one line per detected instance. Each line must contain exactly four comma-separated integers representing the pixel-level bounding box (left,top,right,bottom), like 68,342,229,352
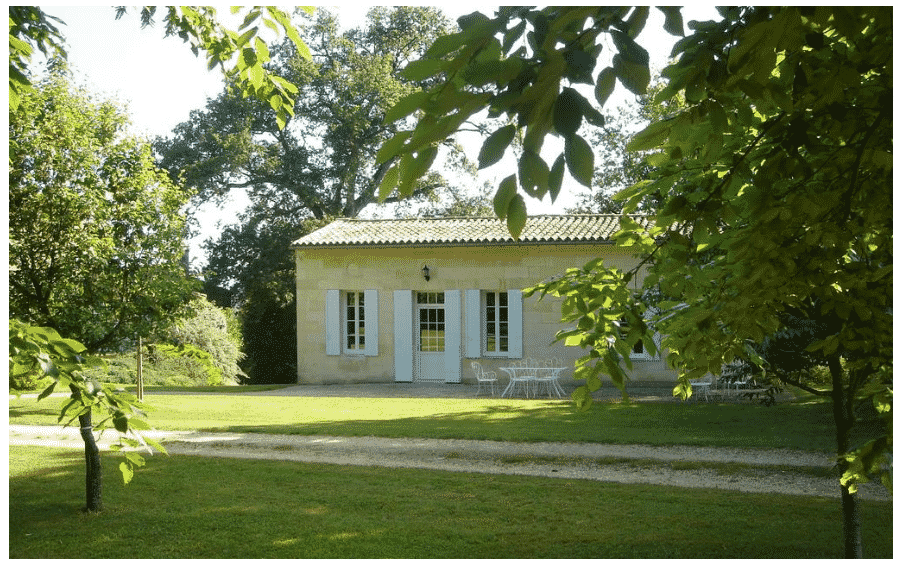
345,291,366,352
326,289,378,357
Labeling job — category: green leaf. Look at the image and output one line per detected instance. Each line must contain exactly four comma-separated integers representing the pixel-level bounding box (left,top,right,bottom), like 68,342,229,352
493,174,517,219
143,436,169,455
37,381,57,401
518,150,549,198
119,461,134,485
378,164,399,202
506,194,527,239
610,29,649,66
613,53,650,95
375,130,411,164
563,48,596,84
549,154,565,204
477,124,516,169
658,6,684,36
572,385,593,411
564,133,594,188
125,451,147,468
384,91,429,124
627,118,672,152
402,59,445,81
553,87,583,135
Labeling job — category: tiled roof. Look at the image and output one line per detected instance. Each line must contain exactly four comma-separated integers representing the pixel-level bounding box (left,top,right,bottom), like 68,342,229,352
292,214,654,247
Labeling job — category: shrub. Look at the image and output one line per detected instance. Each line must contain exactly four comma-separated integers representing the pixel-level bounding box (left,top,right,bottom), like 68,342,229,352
168,295,246,385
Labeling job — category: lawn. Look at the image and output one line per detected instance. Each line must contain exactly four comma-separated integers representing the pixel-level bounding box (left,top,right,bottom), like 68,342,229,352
8,446,894,559
9,389,881,452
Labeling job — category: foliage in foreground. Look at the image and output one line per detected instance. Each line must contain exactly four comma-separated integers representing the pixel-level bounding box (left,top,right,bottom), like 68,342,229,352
9,446,893,559
376,6,892,558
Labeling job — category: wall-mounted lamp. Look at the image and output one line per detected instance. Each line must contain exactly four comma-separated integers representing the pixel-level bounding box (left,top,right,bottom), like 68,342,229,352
422,264,431,282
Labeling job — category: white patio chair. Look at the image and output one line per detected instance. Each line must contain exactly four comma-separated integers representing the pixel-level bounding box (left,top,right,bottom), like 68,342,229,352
471,362,498,396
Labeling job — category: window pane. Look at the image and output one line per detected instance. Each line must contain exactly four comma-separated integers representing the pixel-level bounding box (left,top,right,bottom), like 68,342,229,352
486,292,495,306
500,292,508,306
500,337,508,352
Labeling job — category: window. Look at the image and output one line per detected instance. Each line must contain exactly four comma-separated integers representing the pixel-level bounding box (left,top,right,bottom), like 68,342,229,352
485,291,509,353
345,291,365,351
326,289,377,357
464,289,522,359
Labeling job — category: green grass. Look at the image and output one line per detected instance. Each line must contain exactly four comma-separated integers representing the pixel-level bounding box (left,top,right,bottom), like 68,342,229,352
8,446,893,559
9,391,881,452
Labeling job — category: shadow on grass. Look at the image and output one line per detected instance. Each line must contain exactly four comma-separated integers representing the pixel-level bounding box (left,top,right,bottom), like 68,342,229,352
213,398,860,452
9,446,894,559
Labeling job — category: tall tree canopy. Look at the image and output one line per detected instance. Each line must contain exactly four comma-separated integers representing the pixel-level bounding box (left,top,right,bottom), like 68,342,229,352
155,7,456,222
9,70,195,353
378,6,892,558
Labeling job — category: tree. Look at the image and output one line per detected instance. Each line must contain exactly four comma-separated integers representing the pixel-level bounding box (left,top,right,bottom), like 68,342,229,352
203,214,328,384
9,320,167,512
155,7,457,221
8,70,196,352
377,7,892,558
393,180,495,218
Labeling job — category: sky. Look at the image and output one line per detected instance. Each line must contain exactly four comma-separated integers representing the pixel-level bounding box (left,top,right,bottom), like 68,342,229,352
35,4,722,266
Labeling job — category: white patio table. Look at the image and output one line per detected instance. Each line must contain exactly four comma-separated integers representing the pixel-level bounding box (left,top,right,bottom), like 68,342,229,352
689,380,712,402
499,366,568,399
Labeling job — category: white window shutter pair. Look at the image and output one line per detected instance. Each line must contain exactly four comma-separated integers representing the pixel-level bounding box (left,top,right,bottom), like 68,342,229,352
463,289,522,359
325,290,377,357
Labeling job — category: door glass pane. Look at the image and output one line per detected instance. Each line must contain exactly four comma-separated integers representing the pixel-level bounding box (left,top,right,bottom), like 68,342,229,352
419,303,445,352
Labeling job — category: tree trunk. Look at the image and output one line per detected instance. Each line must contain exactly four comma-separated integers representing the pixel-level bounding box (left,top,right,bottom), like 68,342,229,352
839,483,863,558
77,406,103,513
136,336,144,402
828,355,862,558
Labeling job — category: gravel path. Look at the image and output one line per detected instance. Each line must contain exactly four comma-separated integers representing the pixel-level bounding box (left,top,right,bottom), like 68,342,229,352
8,424,891,501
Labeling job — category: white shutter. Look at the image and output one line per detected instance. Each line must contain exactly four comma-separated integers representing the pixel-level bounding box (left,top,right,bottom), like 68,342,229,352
325,289,340,356
507,289,523,359
393,290,413,382
464,289,481,358
364,289,378,356
444,290,462,383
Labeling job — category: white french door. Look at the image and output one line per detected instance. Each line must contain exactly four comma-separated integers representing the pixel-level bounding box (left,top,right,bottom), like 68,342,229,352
416,292,446,381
